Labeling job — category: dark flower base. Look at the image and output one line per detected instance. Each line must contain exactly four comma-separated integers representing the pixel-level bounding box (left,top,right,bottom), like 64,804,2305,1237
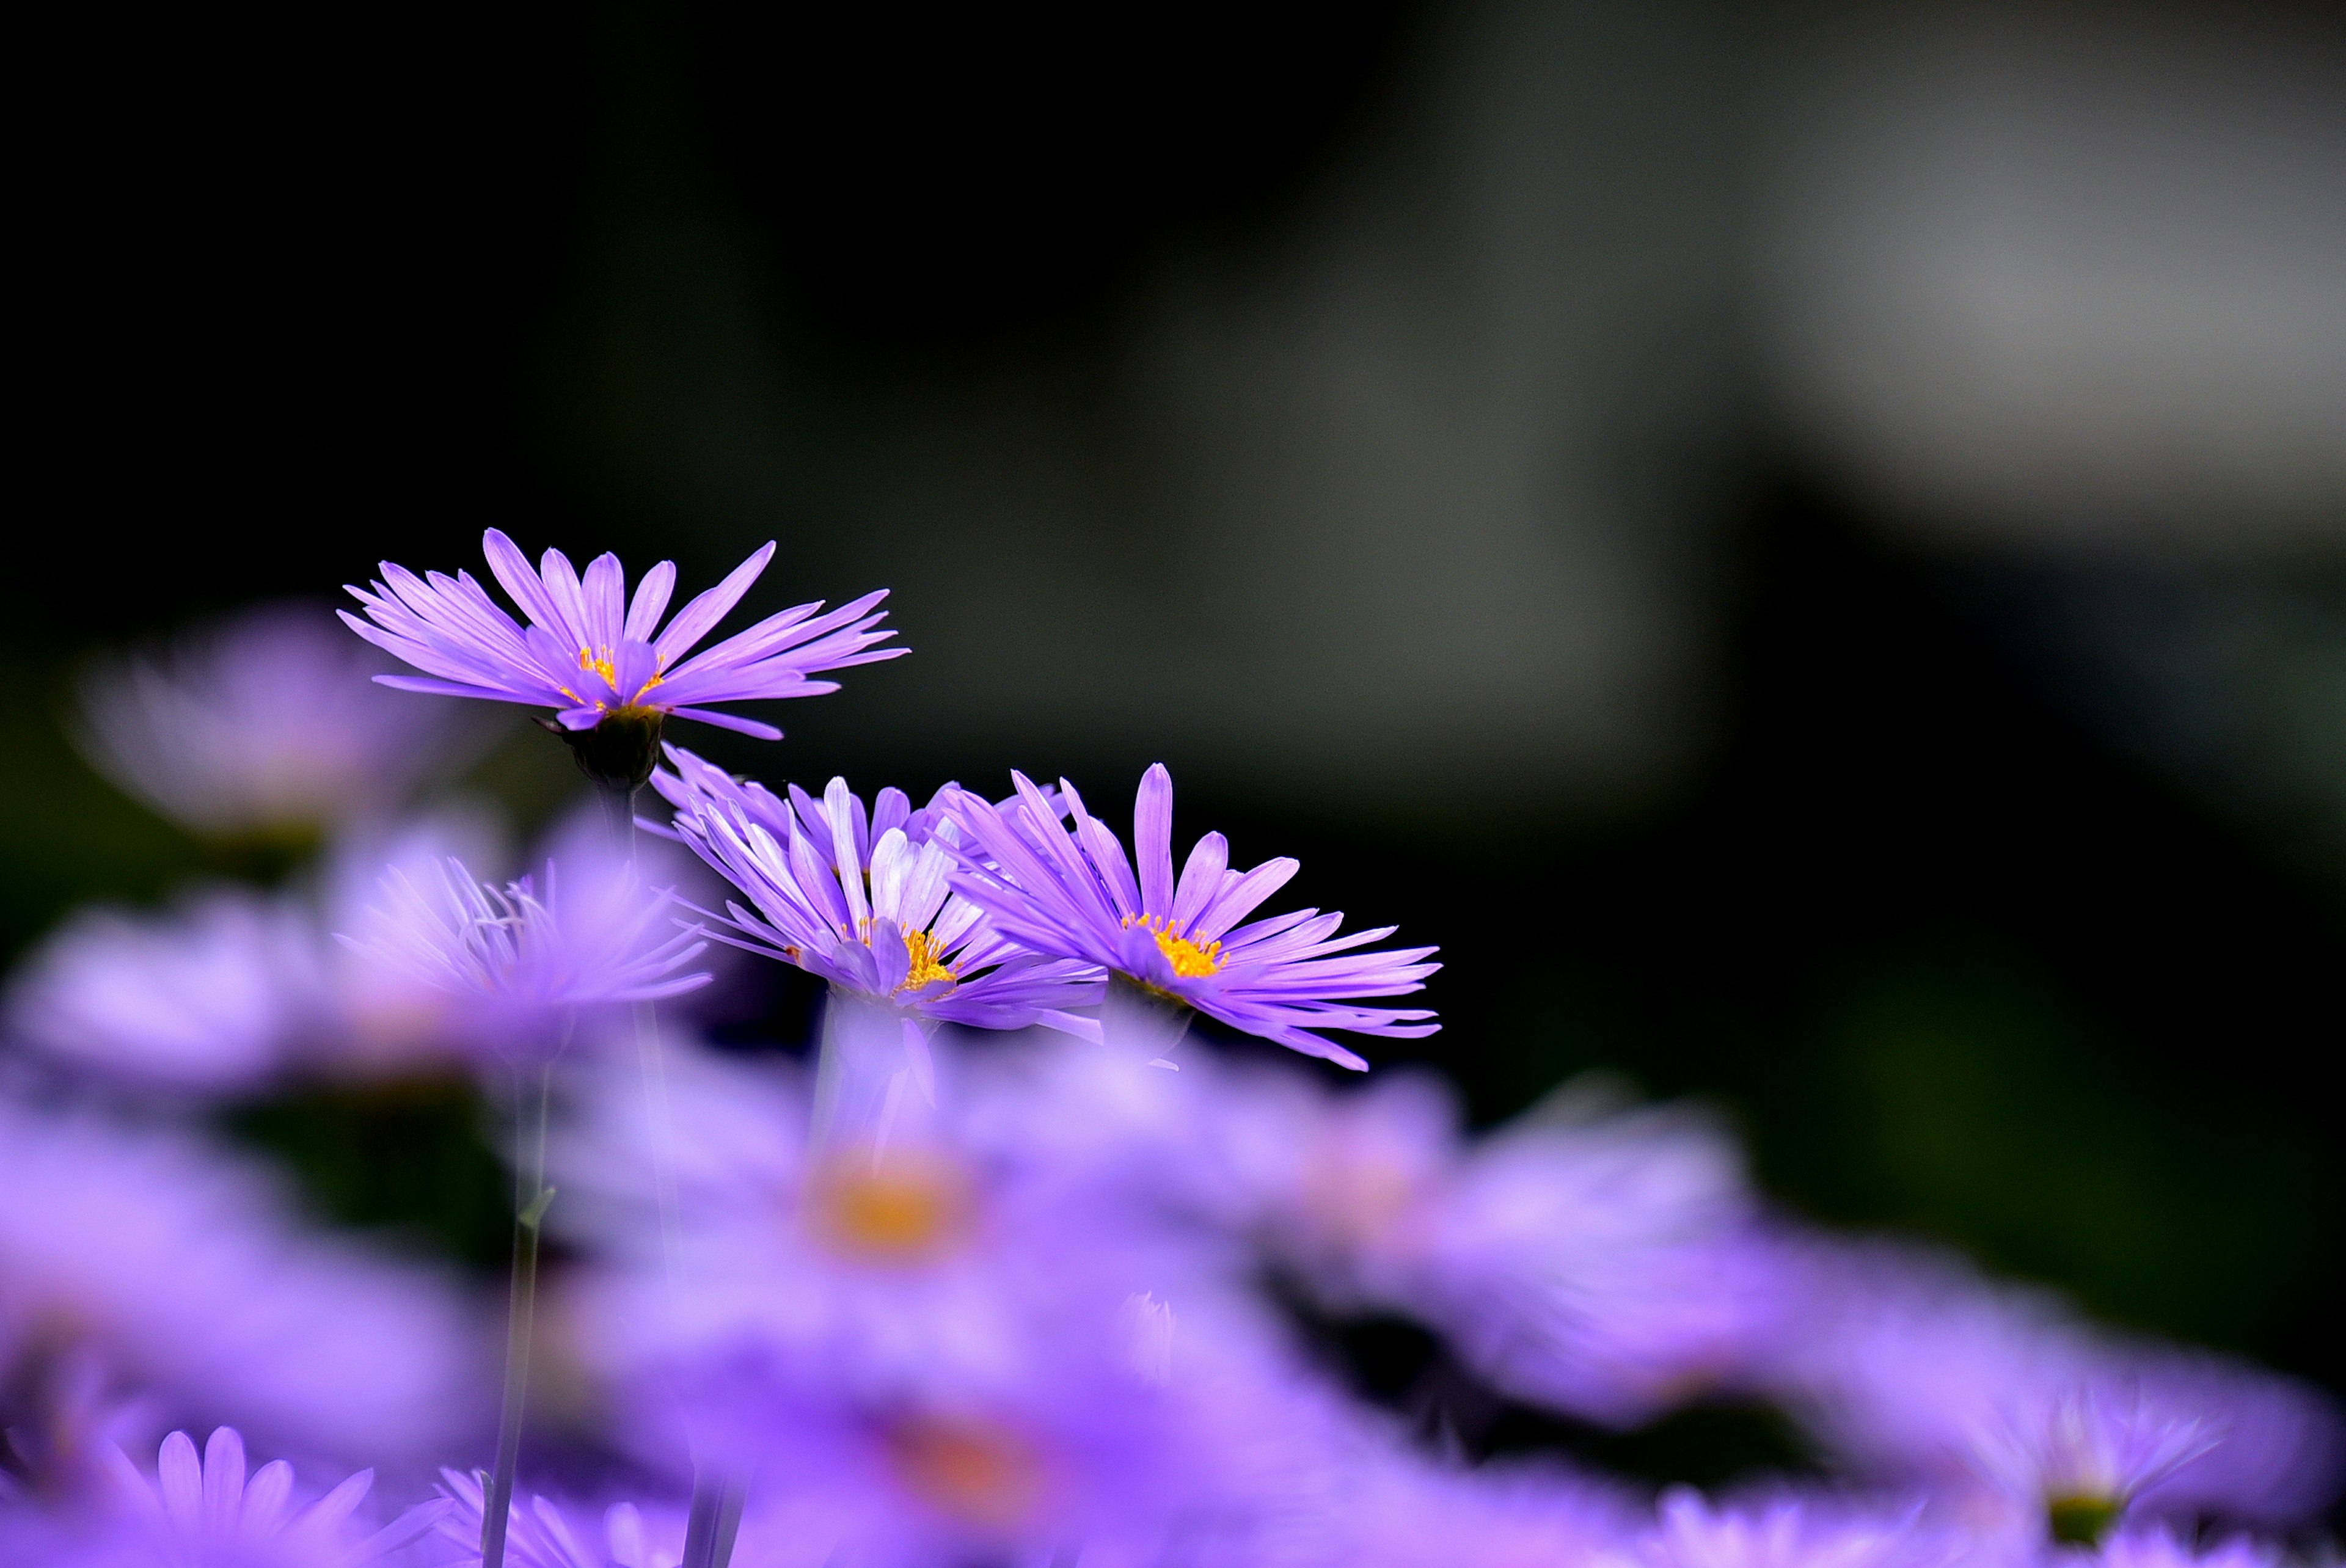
541,707,666,791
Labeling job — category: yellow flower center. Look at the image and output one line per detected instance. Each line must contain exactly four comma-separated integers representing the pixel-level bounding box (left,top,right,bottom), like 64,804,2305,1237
1122,914,1222,977
897,927,959,993
576,645,664,701
885,1415,1049,1531
807,1153,971,1263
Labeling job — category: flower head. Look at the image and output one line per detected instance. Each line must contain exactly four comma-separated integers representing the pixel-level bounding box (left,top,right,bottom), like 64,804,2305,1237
75,602,482,842
1972,1387,2222,1546
340,530,902,786
73,1426,450,1567
940,765,1438,1068
1619,1489,1950,1568
335,848,709,1057
652,748,1100,1032
425,1470,685,1568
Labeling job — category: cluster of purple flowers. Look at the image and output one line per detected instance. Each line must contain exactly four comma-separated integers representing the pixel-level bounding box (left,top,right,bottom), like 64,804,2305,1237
1,534,2335,1568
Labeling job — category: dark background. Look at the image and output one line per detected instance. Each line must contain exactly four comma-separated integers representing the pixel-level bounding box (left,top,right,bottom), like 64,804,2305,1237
15,0,2344,1490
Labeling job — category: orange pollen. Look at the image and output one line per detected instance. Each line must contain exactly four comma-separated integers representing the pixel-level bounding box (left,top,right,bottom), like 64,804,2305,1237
885,1416,1048,1531
807,1154,970,1263
1121,913,1222,977
897,927,958,993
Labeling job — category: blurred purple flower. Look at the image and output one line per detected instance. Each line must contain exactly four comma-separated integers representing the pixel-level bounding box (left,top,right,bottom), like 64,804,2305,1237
1401,1092,1778,1427
4,815,520,1096
82,1426,450,1567
424,1470,689,1568
2099,1526,2284,1568
6,887,326,1094
940,765,1437,1069
0,1099,486,1462
335,847,709,1060
75,602,483,841
1616,1488,1955,1568
1971,1387,2220,1545
1752,1236,2341,1534
340,530,901,742
652,749,1102,1033
556,1040,1324,1568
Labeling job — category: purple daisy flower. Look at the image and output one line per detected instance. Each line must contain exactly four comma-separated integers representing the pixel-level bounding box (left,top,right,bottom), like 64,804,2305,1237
424,1470,693,1568
652,749,1103,1151
5,884,329,1095
340,530,902,786
651,748,1102,1035
1620,1488,1953,1568
555,1040,1317,1568
1970,1386,2223,1547
66,1426,452,1567
74,601,486,842
335,848,710,1059
2099,1526,2284,1568
939,765,1438,1070
1750,1237,2337,1539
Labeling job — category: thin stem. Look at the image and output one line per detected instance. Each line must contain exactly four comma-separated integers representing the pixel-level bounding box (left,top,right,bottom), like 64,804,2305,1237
596,779,639,854
602,778,741,1568
481,1060,556,1568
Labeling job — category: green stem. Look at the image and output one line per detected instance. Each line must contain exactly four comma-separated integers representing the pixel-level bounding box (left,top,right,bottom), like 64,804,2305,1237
481,1060,555,1568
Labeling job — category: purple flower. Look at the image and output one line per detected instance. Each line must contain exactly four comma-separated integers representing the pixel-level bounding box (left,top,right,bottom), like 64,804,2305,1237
1617,1488,1954,1568
335,847,710,1059
67,1426,451,1567
1400,1093,1778,1427
423,1470,688,1568
6,886,327,1094
0,1098,487,1461
1750,1237,2337,1537
75,602,484,841
2098,1526,2284,1568
1968,1387,2221,1545
651,748,1102,1034
340,531,901,769
940,765,1438,1069
4,815,521,1096
556,1040,1315,1568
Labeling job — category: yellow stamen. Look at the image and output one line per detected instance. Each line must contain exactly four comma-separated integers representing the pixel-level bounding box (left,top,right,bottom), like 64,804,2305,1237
576,645,665,698
897,927,958,993
1121,913,1222,977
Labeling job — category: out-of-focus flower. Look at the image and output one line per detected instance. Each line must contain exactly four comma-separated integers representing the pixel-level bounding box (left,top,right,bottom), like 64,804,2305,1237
1026,1051,1770,1428
0,1098,486,1460
1752,1237,2341,1535
74,602,482,842
341,530,901,786
4,815,522,1097
1612,1487,1952,1568
425,1469,688,1568
51,1426,453,1567
941,765,1437,1069
1971,1388,2220,1546
2097,1526,2284,1568
1398,1093,1777,1426
6,888,327,1093
653,750,1101,1034
556,1040,1324,1568
336,847,709,1060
